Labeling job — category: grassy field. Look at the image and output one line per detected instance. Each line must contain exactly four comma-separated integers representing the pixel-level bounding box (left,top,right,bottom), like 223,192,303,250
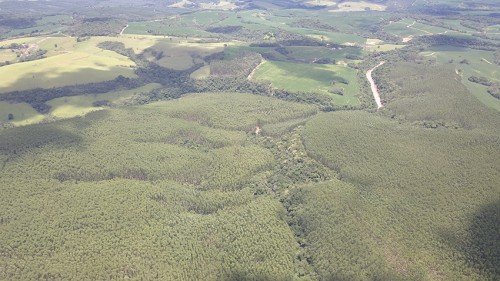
146,39,228,70
383,18,456,41
0,101,44,125
190,65,211,79
124,19,214,37
123,9,369,45
253,60,361,106
0,49,17,62
47,83,162,119
329,1,387,12
0,36,137,93
286,46,363,62
420,46,500,111
364,39,406,52
0,14,70,39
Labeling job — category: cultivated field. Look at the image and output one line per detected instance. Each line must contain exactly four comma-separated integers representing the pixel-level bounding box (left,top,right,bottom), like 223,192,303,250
253,60,360,106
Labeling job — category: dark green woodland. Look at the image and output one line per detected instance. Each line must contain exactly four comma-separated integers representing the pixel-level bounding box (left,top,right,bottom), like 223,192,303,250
0,0,499,280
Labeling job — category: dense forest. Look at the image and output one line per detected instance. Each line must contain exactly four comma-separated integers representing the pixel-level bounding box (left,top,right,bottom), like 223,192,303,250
1,0,499,280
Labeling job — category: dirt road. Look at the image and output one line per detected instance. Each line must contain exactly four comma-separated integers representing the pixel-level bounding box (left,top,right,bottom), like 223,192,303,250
366,61,385,110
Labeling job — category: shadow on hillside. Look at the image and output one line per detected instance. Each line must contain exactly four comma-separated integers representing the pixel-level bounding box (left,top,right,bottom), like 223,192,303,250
465,199,500,276
444,199,500,278
0,65,134,94
0,122,83,156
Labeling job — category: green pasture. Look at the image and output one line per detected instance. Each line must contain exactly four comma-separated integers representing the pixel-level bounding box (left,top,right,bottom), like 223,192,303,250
411,0,465,9
306,32,366,45
0,101,44,125
146,39,228,70
0,14,72,39
286,46,363,62
486,24,500,33
363,38,407,52
47,83,162,119
36,15,73,25
190,65,211,79
421,46,500,111
227,45,363,63
410,21,452,34
0,49,17,63
243,9,368,44
224,45,288,61
0,36,137,93
313,11,385,34
123,9,368,46
440,19,482,33
253,60,361,106
383,18,456,41
181,10,237,26
124,20,214,37
0,35,158,64
1,25,63,39
384,19,425,37
94,36,159,54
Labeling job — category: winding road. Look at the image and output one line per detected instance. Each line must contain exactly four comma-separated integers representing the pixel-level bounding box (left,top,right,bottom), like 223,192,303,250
366,61,385,110
120,24,129,36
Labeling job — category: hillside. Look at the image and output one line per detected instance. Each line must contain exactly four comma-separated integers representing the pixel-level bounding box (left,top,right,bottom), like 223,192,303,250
0,0,499,280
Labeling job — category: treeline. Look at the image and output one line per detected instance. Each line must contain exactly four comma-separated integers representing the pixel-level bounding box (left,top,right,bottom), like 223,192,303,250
209,52,262,77
0,16,36,29
205,25,243,34
414,4,461,16
250,38,343,48
468,76,493,86
247,39,362,64
289,19,339,32
19,49,47,62
468,76,500,100
1,40,345,114
488,86,500,100
0,76,144,113
416,34,500,51
0,41,200,112
68,18,126,36
190,77,338,111
97,41,136,61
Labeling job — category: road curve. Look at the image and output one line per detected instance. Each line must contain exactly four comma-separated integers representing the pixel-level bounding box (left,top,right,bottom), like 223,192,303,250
120,24,129,36
366,61,385,110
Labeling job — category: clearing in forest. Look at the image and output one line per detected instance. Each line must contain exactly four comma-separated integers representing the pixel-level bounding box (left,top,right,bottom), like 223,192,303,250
252,60,360,106
330,1,386,12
